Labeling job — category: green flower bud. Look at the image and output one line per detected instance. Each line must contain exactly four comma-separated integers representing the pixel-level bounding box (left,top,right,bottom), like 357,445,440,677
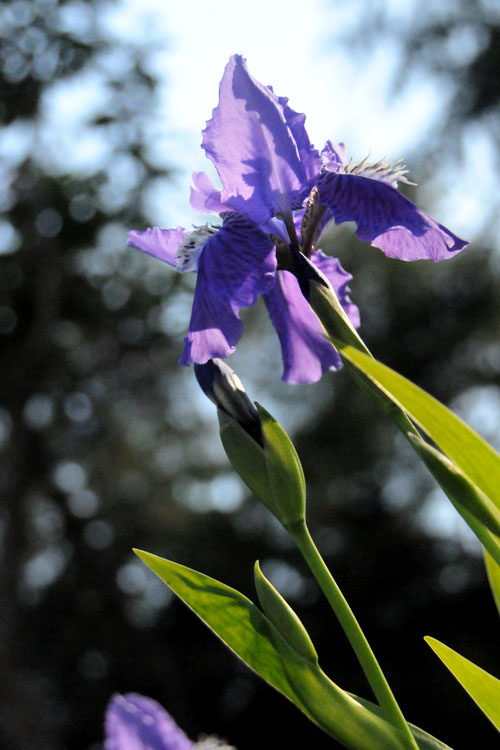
254,561,317,664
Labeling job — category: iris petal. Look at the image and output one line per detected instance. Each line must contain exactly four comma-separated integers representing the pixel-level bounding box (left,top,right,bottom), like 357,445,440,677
127,227,187,267
320,140,347,171
180,213,276,364
202,54,320,224
190,171,228,214
105,693,193,750
276,95,322,186
312,249,360,328
318,172,467,261
264,251,358,384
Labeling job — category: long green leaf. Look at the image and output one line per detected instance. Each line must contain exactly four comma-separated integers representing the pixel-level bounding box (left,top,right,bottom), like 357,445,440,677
484,550,500,619
352,695,454,750
134,549,298,707
407,434,500,539
436,492,500,569
425,636,500,733
336,346,500,562
135,549,441,750
338,346,500,510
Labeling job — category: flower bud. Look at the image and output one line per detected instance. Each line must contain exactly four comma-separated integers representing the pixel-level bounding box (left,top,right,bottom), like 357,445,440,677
254,562,317,663
194,359,262,445
194,361,306,529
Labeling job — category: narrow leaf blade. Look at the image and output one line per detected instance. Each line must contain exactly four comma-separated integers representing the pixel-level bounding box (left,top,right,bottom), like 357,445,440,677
134,549,298,707
352,695,454,750
408,434,500,537
484,550,500,619
338,346,500,510
425,636,500,732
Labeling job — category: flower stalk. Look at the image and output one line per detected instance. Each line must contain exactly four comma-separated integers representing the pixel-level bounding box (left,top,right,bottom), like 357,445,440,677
289,519,420,750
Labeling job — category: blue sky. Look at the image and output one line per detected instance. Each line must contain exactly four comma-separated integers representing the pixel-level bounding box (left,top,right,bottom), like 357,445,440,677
1,0,494,245
95,0,493,238
97,0,452,226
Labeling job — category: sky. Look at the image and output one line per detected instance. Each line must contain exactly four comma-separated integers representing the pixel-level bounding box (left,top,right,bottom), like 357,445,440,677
95,0,496,239
2,0,488,242
98,0,453,228
2,0,494,243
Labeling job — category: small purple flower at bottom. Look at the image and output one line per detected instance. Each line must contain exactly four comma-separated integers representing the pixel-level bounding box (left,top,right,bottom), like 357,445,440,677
105,693,234,750
105,694,192,750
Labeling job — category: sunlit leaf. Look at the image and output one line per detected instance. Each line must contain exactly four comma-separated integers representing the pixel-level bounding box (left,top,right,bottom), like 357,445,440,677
352,695,454,750
425,637,500,733
257,403,306,528
408,434,500,538
218,410,273,511
337,346,500,509
484,550,500,619
134,549,426,750
333,345,500,563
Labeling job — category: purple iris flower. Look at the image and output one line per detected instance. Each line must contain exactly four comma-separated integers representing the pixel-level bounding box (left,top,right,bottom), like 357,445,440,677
128,54,467,384
105,693,193,750
105,693,234,750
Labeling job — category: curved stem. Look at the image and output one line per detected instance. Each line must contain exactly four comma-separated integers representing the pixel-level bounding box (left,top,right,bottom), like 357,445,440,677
290,519,419,750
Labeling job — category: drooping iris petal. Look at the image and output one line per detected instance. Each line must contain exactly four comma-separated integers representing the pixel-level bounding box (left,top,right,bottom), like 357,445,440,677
127,227,187,267
202,54,320,225
180,212,276,365
317,171,467,261
190,171,228,214
105,693,193,750
264,251,359,384
313,249,360,328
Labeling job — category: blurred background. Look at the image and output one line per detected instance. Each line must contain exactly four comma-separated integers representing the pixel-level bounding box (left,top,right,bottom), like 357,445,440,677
1,0,500,747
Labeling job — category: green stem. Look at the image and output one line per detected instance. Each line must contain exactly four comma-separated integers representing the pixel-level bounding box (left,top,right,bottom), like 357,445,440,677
290,519,419,750
309,279,420,439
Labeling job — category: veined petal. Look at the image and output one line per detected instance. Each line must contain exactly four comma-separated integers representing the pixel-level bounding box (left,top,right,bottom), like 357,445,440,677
312,249,360,327
127,227,187,267
190,171,228,214
180,213,276,365
105,693,193,750
276,95,322,186
317,172,468,261
202,54,320,225
264,252,359,384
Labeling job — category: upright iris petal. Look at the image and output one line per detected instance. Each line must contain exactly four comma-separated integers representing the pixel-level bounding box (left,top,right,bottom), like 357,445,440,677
190,171,228,215
276,95,321,187
202,54,321,224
